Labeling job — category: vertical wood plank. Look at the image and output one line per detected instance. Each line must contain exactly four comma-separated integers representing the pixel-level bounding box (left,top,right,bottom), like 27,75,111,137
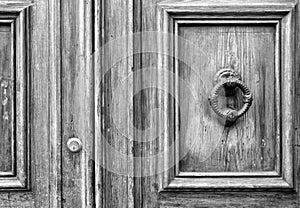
133,0,143,207
49,0,62,206
31,0,50,206
281,11,294,186
95,0,135,207
61,0,94,207
295,0,300,195
94,0,102,206
31,0,62,205
134,0,163,207
29,0,63,205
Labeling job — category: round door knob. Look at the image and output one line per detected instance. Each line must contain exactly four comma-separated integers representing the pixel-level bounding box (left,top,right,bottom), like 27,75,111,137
67,137,83,153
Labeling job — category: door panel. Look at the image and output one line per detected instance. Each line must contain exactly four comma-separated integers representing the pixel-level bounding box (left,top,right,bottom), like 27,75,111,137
0,24,13,174
179,25,277,173
0,7,29,189
145,0,294,191
0,0,61,207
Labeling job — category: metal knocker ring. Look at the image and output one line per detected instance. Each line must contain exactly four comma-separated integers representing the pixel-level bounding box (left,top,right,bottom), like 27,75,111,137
208,68,253,126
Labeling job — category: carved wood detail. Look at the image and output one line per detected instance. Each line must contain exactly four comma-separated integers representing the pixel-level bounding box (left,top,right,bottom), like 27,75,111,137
0,4,30,190
157,1,295,191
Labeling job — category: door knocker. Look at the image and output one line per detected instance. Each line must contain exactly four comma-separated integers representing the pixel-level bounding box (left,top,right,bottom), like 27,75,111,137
208,68,253,126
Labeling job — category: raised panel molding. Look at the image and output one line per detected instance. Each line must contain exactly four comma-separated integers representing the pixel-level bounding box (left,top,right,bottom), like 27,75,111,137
157,1,296,191
0,3,30,190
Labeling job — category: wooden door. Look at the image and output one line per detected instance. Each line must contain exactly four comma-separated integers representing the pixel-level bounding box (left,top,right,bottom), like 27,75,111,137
2,0,299,207
93,0,300,207
0,0,61,207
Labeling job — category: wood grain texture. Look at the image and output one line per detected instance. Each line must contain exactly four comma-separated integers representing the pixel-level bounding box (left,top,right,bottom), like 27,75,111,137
295,0,300,196
133,0,166,207
167,177,291,189
30,0,61,206
0,192,34,208
0,24,13,174
30,0,50,203
61,0,95,207
178,25,277,173
0,5,30,190
94,0,102,206
0,0,61,206
133,0,143,207
133,0,299,207
95,0,135,207
159,192,300,208
160,0,296,5
158,1,294,191
158,0,295,14
15,7,29,189
0,0,295,207
281,10,294,187
48,0,62,206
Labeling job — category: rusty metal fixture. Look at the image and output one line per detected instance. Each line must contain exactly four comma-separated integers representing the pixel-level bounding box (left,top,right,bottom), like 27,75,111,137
208,68,253,126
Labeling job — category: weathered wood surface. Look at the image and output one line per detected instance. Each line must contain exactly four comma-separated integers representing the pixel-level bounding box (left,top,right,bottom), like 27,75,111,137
31,0,61,206
61,0,94,207
0,0,61,206
133,0,166,207
295,0,300,197
95,0,135,207
158,0,296,13
178,25,277,172
0,0,298,207
0,25,13,174
159,192,300,208
160,0,296,4
0,192,34,208
167,177,291,189
48,0,62,206
131,0,300,207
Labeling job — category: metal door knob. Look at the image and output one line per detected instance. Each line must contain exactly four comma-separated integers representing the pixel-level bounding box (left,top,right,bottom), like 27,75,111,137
67,137,83,153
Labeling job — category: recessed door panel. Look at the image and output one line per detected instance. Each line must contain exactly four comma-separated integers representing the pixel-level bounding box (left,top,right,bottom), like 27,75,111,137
178,25,277,173
156,2,294,191
0,8,30,190
0,24,13,174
